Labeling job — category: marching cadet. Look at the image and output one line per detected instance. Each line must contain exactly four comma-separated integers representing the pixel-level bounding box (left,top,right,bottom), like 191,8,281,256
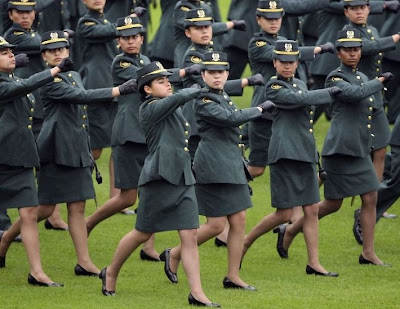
342,0,400,227
0,35,72,286
278,29,392,267
160,51,272,291
242,40,339,277
99,61,220,307
172,0,247,67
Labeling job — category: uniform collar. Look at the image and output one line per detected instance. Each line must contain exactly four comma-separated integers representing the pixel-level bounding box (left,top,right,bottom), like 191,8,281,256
339,63,358,73
350,21,368,29
11,22,31,32
193,43,212,51
206,86,224,95
261,31,278,39
88,9,105,18
0,71,14,79
277,74,293,82
124,52,141,59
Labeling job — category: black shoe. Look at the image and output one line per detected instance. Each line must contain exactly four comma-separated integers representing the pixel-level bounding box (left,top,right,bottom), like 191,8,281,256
74,264,99,277
273,224,289,259
44,219,68,231
222,276,256,291
305,265,338,277
353,208,363,245
359,254,391,267
188,293,221,307
140,249,161,262
0,256,5,268
214,237,227,248
159,249,178,283
13,234,22,242
27,274,63,287
99,268,116,296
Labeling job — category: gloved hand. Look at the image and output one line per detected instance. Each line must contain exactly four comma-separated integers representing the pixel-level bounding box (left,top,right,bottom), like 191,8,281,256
133,6,147,16
319,42,334,54
15,53,29,68
119,78,138,95
179,88,201,100
385,1,400,12
63,29,75,38
379,72,394,82
327,86,342,96
190,83,201,89
184,64,202,76
258,100,276,113
57,57,75,72
232,20,247,31
247,73,265,86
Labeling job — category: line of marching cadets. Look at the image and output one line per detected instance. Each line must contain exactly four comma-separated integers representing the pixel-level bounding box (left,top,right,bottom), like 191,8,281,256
1,0,400,307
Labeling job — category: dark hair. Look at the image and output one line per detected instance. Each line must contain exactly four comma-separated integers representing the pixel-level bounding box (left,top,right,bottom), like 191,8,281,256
139,80,152,101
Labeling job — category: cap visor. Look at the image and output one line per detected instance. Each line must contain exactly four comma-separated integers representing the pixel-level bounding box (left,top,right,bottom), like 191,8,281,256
41,41,69,51
203,64,229,71
337,41,362,49
0,43,16,49
118,28,144,37
257,12,284,19
343,1,369,7
10,5,35,11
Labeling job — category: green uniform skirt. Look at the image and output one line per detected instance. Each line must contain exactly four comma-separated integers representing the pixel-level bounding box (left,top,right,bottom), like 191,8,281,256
113,142,148,190
270,159,320,209
135,179,199,233
371,107,390,150
0,165,38,210
248,119,272,167
88,102,117,149
37,163,95,204
195,183,253,217
322,154,379,199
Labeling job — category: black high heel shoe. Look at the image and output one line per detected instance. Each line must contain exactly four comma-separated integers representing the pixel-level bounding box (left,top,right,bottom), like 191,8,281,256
28,274,63,287
44,219,68,231
140,249,161,262
214,237,227,247
99,268,115,296
306,265,338,277
359,254,391,267
0,256,5,268
273,224,288,259
74,264,100,277
159,249,178,283
188,293,221,307
222,277,257,291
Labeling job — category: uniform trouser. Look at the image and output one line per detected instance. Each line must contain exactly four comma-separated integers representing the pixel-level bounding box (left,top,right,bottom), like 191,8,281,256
382,58,400,124
0,210,11,230
223,46,248,80
376,145,400,223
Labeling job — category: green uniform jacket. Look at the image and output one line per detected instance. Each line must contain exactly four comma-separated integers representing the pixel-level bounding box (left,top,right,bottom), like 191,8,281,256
37,71,114,167
323,64,384,158
138,88,200,186
111,52,151,146
265,75,332,164
380,11,400,62
193,88,262,184
173,0,228,67
0,70,53,167
36,0,71,33
77,10,117,90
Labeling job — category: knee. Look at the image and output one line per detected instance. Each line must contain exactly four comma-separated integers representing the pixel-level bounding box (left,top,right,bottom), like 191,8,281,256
303,204,319,218
229,211,246,229
19,207,37,222
207,220,226,235
120,190,137,207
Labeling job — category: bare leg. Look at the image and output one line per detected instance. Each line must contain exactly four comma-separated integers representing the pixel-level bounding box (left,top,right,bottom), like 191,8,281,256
215,219,229,243
109,153,120,199
46,205,68,229
243,208,292,256
67,201,99,273
373,147,386,182
104,229,152,292
289,206,303,223
141,234,159,259
179,229,212,304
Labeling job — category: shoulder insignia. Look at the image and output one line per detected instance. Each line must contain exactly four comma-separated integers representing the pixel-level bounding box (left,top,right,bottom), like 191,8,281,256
120,61,131,68
271,76,277,80
13,31,24,35
256,41,267,47
331,77,343,82
181,6,190,11
190,56,202,64
84,21,96,26
147,99,157,105
53,77,62,83
202,97,212,103
190,47,195,50
271,84,282,90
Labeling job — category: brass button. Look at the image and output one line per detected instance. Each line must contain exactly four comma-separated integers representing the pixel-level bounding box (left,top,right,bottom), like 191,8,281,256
104,19,108,23
298,90,302,94
223,95,228,99
238,125,242,130
371,36,375,40
83,115,86,119
184,130,189,136
309,119,314,124
82,124,86,128
184,147,189,152
26,94,30,97
27,124,32,129
379,53,383,56
377,60,381,64
309,111,314,116
369,106,373,111
30,108,34,113
368,116,372,120
140,59,144,64
9,74,12,78
309,128,313,133
28,116,33,121
31,33,35,37
239,135,243,139
83,106,87,110
185,122,189,127
356,76,361,80
31,100,34,103
367,29,372,33
293,84,297,87
367,124,371,129
234,109,238,111
185,139,188,143
72,82,76,85
68,73,72,77
229,101,233,106
376,68,380,72
369,98,373,102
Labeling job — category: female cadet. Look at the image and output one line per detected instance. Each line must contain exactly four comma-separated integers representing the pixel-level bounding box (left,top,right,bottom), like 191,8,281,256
280,30,392,266
99,61,219,307
0,36,72,286
0,31,137,277
160,51,272,290
241,41,339,277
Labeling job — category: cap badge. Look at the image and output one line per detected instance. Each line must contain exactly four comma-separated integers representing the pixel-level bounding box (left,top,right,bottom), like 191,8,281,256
284,43,293,52
269,1,277,9
211,53,220,62
21,0,29,2
50,32,58,40
197,9,205,18
155,61,164,70
347,30,355,39
124,17,132,25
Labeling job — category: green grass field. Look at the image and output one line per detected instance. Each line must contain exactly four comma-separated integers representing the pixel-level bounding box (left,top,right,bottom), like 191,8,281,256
1,1,400,308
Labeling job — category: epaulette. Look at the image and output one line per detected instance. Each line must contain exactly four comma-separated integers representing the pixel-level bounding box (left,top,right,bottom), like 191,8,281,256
13,31,24,35
147,99,157,105
53,77,62,83
181,6,190,11
255,40,267,47
84,21,96,26
270,83,282,90
190,47,195,50
190,55,202,63
119,61,131,68
331,77,343,82
202,97,212,103
270,76,277,80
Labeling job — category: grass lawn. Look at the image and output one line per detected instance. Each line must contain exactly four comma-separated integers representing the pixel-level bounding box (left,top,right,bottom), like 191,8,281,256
1,1,400,308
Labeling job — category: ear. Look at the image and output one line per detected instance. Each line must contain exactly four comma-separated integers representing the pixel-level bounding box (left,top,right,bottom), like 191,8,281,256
273,59,277,68
144,84,152,95
41,52,47,62
184,28,191,39
344,8,349,18
336,50,341,60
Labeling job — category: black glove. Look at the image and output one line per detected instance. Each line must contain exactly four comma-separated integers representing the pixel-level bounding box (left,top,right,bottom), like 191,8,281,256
232,20,247,31
379,72,394,83
385,1,400,12
319,42,334,54
133,6,147,16
63,29,75,38
327,86,342,96
184,64,202,76
247,73,265,86
15,53,29,68
119,79,138,95
258,100,276,113
57,57,75,72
